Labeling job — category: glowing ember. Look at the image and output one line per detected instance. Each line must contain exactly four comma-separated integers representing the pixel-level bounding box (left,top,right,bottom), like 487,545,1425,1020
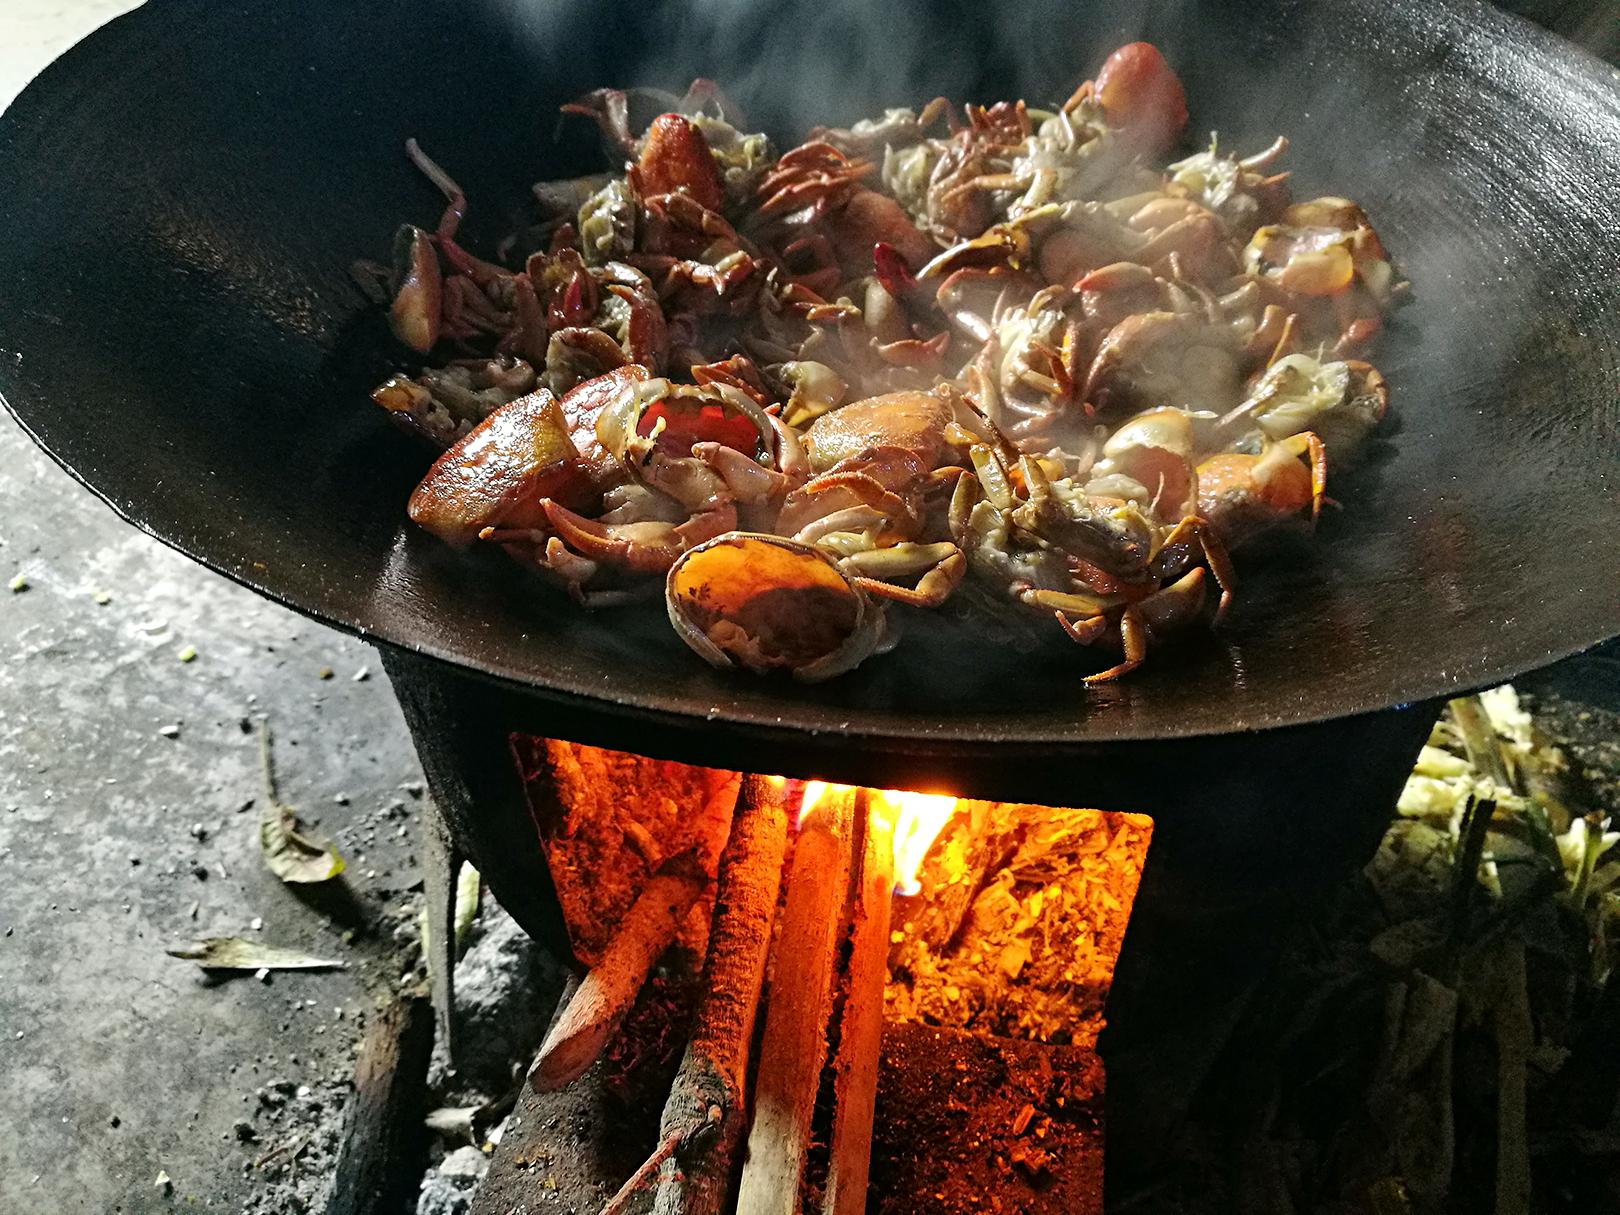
874,790,958,895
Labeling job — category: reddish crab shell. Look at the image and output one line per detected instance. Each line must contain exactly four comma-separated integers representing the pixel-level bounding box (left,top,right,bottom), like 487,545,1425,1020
636,114,726,213
1094,41,1188,157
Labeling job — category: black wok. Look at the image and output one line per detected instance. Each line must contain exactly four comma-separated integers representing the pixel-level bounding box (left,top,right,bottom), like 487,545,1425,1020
2,0,1617,783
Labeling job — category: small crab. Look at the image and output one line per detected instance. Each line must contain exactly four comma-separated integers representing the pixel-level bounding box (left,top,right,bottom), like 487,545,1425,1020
1082,309,1244,416
1195,431,1328,551
775,389,971,608
950,443,1233,682
1218,352,1389,465
540,376,792,580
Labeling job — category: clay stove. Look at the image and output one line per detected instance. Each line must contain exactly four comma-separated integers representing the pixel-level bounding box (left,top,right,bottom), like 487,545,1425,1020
378,643,1440,1210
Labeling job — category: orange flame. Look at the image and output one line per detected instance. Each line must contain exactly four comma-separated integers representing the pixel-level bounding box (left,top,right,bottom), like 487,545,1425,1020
797,780,852,822
874,790,958,895
793,782,958,895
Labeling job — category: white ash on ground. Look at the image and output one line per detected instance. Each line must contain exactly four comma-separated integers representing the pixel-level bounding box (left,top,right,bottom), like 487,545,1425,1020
430,901,569,1102
416,1143,492,1215
236,1073,355,1215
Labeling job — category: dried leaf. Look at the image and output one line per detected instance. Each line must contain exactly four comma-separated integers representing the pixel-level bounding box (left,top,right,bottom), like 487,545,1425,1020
166,937,345,971
257,721,345,884
420,861,483,963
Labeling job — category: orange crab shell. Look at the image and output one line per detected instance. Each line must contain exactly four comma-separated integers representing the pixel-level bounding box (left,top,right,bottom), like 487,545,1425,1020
1094,42,1188,157
801,390,953,474
1194,451,1315,533
408,390,597,547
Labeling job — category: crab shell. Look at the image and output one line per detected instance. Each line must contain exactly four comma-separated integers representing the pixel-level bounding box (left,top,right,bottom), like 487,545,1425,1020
665,532,889,682
596,376,778,471
407,390,593,547
802,389,953,474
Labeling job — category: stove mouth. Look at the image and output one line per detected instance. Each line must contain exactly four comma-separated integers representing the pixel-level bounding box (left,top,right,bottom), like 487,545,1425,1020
510,735,1151,1215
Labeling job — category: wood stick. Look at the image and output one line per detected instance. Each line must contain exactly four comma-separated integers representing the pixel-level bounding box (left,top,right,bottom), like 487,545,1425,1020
822,791,894,1215
584,777,793,1215
531,854,709,1092
531,776,738,1093
735,784,858,1215
327,991,435,1215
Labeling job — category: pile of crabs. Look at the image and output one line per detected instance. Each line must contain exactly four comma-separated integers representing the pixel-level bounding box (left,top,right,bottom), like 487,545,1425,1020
369,42,1402,683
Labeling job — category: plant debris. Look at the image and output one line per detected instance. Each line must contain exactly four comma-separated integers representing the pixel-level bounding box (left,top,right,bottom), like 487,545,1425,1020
167,938,346,972
1130,686,1620,1213
257,720,346,884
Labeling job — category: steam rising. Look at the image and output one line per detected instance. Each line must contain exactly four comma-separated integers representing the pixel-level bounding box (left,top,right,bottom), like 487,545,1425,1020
473,0,1620,682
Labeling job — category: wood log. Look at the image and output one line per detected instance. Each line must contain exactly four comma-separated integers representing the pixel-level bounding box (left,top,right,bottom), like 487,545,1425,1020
477,974,691,1215
326,991,435,1215
822,791,894,1215
652,776,791,1215
531,855,709,1092
532,774,737,1093
734,784,857,1215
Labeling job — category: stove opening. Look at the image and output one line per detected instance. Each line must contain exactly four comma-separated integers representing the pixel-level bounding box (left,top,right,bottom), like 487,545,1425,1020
506,736,1151,1215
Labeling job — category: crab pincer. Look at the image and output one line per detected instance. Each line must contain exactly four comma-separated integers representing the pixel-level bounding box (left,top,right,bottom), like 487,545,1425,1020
406,391,595,547
635,114,726,213
1094,41,1188,157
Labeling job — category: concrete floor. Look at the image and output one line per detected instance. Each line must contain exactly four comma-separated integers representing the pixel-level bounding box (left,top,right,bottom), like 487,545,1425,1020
0,401,430,1215
2,18,427,1213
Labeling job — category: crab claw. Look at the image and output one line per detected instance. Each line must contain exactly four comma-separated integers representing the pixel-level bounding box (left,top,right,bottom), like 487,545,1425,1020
407,392,593,547
666,533,889,682
1094,42,1188,156
827,190,936,271
872,241,919,300
388,225,442,353
540,499,685,574
636,114,725,213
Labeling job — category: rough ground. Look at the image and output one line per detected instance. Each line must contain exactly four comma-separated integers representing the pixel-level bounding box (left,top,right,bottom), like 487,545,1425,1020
0,394,429,1214
0,7,431,1211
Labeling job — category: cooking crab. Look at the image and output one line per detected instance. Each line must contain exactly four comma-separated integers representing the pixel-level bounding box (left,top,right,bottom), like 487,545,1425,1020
364,40,1405,684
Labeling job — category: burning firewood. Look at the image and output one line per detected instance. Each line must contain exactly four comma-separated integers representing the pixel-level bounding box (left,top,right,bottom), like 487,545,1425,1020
651,776,791,1215
530,855,708,1091
499,754,1138,1215
532,781,738,1092
598,776,792,1215
822,791,895,1215
734,783,859,1215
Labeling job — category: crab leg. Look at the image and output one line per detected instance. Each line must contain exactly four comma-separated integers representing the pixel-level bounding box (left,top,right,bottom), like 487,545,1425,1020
1151,516,1236,625
541,500,686,573
1302,432,1328,526
1082,605,1149,684
844,543,967,609
1054,611,1108,645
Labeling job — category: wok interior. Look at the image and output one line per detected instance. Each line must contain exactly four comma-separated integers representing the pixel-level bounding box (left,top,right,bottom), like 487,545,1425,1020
1,0,1616,749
